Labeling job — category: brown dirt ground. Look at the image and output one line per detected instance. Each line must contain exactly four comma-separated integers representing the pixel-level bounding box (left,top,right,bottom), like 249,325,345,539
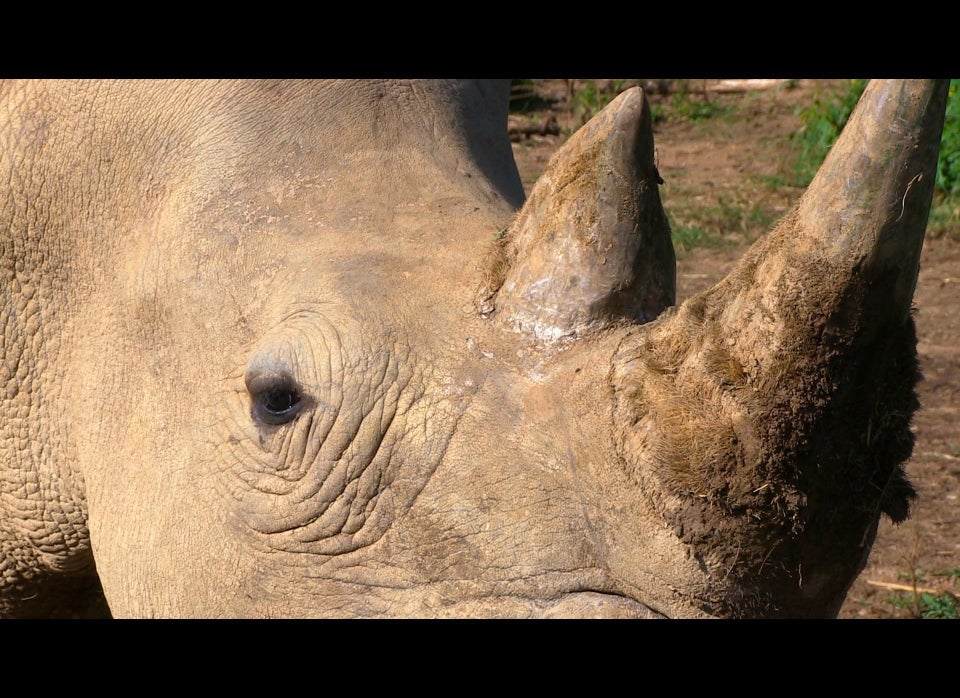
509,79,960,619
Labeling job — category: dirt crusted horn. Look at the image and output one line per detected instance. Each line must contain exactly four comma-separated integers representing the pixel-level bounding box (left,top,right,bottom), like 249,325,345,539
480,86,676,340
611,79,950,617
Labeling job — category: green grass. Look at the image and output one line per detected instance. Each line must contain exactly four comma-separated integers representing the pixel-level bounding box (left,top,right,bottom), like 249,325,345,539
571,79,632,123
926,195,960,238
888,591,960,619
790,79,869,186
664,187,785,257
509,79,557,113
568,79,735,127
938,80,960,196
520,79,960,254
671,225,714,256
791,79,960,239
885,567,960,618
665,78,960,246
669,85,730,122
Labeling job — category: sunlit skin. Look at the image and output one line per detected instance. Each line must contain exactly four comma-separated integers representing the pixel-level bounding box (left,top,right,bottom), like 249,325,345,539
0,79,948,618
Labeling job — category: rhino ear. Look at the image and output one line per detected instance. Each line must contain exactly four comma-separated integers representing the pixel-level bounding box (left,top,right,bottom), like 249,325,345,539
480,87,676,341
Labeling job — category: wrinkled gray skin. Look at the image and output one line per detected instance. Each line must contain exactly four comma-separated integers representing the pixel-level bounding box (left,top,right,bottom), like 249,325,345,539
0,79,948,618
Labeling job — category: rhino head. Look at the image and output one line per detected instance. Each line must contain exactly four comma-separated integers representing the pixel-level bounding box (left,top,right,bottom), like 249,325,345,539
0,79,948,618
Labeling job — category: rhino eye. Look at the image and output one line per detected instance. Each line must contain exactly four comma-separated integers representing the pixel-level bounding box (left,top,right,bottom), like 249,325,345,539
247,372,304,426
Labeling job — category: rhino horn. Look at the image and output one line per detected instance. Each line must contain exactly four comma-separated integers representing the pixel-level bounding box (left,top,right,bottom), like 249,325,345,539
612,80,948,616
481,86,676,340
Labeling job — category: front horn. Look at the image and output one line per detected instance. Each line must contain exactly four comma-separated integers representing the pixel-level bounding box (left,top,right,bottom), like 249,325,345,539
611,79,949,618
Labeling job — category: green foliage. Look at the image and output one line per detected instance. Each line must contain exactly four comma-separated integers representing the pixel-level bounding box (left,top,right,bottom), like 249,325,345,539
790,79,868,186
791,79,960,239
669,84,729,122
666,193,780,256
648,102,666,125
569,79,732,130
571,79,631,123
791,78,960,197
885,566,960,618
937,80,960,196
926,195,960,238
918,593,960,618
671,225,712,255
888,591,960,619
509,79,555,113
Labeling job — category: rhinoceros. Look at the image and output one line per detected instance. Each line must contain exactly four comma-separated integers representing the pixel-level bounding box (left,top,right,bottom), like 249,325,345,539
0,79,948,618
